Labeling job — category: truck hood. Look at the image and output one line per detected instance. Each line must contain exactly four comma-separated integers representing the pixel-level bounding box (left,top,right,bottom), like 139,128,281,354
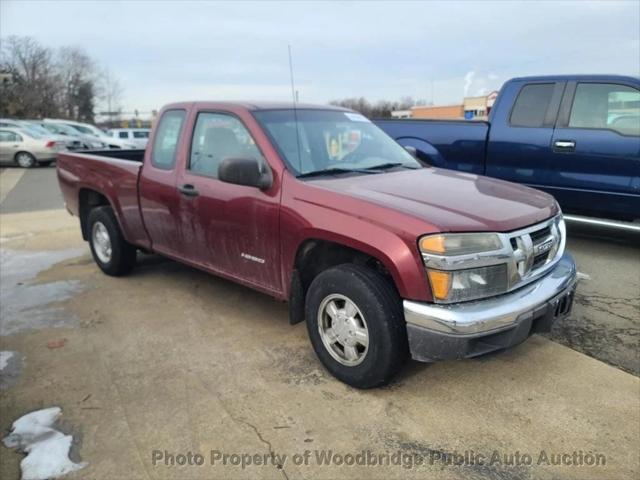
307,168,559,232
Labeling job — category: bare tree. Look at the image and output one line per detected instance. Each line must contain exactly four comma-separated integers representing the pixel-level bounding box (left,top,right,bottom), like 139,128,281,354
99,68,124,122
0,36,59,117
330,96,419,118
0,35,122,122
56,46,96,121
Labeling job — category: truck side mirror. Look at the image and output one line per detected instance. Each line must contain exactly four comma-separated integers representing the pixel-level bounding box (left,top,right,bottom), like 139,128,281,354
404,146,418,158
404,145,431,166
218,157,273,189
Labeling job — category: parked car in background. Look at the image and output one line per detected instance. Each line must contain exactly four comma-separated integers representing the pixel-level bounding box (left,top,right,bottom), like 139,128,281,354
46,119,137,149
107,128,150,148
0,118,81,151
57,101,576,388
0,127,65,167
35,121,102,150
377,75,640,224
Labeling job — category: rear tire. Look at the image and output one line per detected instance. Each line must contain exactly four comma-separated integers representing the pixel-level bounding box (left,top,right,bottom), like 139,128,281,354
15,152,36,168
87,206,137,276
305,264,408,388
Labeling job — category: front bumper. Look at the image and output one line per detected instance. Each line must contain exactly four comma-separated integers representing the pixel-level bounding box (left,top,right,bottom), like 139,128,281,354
403,253,577,362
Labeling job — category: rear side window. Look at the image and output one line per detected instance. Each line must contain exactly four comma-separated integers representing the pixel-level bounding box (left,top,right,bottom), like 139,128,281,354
569,83,640,136
151,110,186,169
510,83,555,127
0,131,20,141
118,131,129,139
133,131,149,138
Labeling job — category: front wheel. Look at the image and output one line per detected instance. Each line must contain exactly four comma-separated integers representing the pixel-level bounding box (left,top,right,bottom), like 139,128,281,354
87,206,137,276
305,264,408,388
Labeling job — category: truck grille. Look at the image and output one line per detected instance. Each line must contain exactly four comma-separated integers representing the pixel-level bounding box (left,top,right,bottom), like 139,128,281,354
506,216,563,290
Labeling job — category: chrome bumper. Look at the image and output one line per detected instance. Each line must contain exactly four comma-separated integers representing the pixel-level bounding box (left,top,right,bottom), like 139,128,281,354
403,253,577,362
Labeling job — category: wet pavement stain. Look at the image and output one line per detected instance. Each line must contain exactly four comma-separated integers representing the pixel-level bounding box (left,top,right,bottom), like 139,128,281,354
545,290,640,375
0,248,86,336
382,435,532,480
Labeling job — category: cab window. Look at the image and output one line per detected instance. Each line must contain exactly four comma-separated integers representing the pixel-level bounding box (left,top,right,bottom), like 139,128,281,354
189,113,263,178
151,110,186,169
118,131,129,139
569,83,640,136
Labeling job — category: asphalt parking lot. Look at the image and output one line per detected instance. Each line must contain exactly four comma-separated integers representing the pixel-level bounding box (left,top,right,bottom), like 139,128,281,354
1,166,639,479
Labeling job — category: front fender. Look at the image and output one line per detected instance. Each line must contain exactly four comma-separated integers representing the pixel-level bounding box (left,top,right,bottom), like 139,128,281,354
282,219,432,302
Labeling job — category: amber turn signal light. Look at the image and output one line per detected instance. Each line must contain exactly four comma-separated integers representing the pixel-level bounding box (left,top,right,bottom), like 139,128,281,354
427,270,451,300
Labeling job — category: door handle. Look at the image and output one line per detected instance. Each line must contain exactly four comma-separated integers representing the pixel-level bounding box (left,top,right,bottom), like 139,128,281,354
553,140,576,151
178,184,199,197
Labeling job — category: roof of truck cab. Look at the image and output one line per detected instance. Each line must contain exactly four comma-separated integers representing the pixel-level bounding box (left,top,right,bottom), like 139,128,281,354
162,101,352,112
508,74,640,83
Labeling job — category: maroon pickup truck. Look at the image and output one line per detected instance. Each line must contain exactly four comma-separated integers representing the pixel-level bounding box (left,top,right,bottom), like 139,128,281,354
57,102,577,388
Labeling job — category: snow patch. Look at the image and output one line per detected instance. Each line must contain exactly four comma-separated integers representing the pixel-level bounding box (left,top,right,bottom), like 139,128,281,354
0,351,14,370
2,407,87,480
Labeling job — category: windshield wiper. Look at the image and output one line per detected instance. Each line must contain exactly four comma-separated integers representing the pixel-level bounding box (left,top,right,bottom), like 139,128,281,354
296,167,381,179
364,162,420,171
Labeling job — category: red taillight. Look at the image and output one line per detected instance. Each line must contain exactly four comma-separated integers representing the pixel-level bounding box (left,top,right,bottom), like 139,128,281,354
45,141,56,148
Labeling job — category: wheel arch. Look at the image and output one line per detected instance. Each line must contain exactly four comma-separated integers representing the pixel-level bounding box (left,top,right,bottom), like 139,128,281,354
288,237,408,325
78,188,113,241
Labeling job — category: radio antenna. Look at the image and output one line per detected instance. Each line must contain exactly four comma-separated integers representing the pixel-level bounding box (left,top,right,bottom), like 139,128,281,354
288,44,303,173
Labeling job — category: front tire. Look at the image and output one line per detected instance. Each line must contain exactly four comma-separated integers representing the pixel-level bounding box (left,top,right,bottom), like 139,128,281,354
15,152,36,168
87,206,137,276
305,264,408,388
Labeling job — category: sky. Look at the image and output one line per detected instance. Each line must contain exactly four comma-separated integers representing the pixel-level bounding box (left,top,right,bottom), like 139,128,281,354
1,0,639,113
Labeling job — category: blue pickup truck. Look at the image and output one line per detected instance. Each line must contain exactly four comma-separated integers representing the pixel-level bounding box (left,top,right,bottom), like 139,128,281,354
377,75,640,223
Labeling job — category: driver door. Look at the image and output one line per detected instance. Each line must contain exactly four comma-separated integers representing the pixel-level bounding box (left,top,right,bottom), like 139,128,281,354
176,111,281,292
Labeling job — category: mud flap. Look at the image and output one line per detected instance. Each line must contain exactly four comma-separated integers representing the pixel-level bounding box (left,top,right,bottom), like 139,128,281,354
289,269,305,325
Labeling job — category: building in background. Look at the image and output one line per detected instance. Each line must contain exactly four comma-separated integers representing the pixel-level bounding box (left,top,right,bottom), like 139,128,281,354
390,109,412,119
411,104,464,119
394,91,500,120
463,91,498,120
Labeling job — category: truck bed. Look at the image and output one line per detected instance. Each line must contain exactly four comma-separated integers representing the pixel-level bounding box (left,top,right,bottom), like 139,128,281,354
56,149,150,249
375,119,489,174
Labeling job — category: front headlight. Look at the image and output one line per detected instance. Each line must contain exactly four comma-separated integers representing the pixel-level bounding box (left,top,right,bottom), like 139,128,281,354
419,233,502,256
419,232,508,303
426,265,508,303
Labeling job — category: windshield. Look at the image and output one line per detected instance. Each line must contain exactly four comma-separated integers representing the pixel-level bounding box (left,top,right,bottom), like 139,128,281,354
252,109,421,176
67,124,95,135
43,123,79,136
18,127,45,139
22,123,52,137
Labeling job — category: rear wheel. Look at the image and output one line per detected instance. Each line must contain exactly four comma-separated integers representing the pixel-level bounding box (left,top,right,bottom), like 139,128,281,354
15,152,36,168
87,206,137,276
305,264,408,388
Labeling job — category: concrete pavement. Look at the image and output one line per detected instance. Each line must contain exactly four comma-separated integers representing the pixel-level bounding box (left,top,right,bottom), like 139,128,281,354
0,167,64,214
1,208,639,480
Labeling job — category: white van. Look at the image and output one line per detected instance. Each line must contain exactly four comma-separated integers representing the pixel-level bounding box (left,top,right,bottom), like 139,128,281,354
108,128,150,149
